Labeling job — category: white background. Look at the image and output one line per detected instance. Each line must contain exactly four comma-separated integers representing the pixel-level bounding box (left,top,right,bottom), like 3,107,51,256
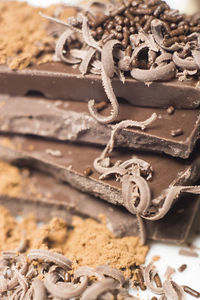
17,0,200,298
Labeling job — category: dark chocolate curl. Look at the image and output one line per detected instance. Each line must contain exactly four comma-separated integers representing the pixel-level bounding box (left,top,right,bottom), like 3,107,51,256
102,39,121,78
173,52,198,71
44,273,88,298
151,19,183,52
55,29,82,64
81,278,118,300
96,265,125,286
130,61,176,82
88,65,119,123
192,49,200,69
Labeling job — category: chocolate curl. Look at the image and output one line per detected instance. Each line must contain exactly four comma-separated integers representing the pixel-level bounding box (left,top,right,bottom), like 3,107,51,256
151,19,183,52
130,61,176,82
44,272,88,298
55,29,81,64
173,51,199,71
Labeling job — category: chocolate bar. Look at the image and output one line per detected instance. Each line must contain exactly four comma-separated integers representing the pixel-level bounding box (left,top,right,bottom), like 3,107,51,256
0,95,199,158
0,134,199,214
0,63,200,109
0,165,199,243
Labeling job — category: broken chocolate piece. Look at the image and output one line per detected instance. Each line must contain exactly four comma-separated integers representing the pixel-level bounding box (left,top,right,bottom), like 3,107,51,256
0,166,199,243
0,134,199,216
0,95,199,158
0,63,200,109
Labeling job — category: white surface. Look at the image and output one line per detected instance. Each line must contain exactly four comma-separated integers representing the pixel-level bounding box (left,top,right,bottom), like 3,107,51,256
19,0,192,12
17,0,200,298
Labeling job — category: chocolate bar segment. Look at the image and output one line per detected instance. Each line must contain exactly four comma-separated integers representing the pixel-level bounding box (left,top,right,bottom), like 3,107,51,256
0,95,199,158
0,135,199,211
0,165,199,243
0,63,200,109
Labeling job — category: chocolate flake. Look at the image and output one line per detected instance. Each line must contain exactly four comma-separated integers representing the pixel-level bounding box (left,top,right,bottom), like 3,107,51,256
179,248,199,257
178,264,187,273
183,285,200,298
170,128,183,137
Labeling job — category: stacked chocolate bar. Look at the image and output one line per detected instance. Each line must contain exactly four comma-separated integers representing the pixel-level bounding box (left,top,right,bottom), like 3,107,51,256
0,0,200,243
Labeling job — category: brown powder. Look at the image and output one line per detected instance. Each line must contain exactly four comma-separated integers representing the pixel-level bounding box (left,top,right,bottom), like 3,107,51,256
0,160,22,197
0,1,76,70
0,206,148,278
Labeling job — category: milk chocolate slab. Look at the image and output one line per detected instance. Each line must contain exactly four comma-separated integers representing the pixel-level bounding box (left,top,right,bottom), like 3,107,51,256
0,95,200,158
0,167,199,243
0,135,200,211
0,63,200,108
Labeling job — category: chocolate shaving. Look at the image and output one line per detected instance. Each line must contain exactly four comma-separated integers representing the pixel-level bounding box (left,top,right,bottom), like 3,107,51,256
173,51,198,71
28,249,72,270
96,265,125,286
131,61,176,82
151,19,183,51
81,278,118,300
32,279,47,300
164,266,176,280
102,40,121,78
163,280,183,300
144,262,164,295
44,272,88,299
74,266,105,281
178,264,187,273
183,285,200,298
55,29,82,64
88,64,119,123
179,249,199,257
79,47,97,74
81,14,101,51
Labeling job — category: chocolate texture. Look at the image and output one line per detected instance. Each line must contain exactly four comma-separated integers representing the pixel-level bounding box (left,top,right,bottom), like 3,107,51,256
0,63,200,109
0,135,200,215
0,95,199,158
0,166,199,243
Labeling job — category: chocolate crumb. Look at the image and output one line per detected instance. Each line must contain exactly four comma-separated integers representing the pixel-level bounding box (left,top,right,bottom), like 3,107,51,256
83,167,93,177
179,248,199,257
167,106,175,115
178,264,187,272
183,285,200,298
45,149,62,157
153,273,162,288
170,128,184,137
152,255,160,262
135,268,146,291
151,297,158,300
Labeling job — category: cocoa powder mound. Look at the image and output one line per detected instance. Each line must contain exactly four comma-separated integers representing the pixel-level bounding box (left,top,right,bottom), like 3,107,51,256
0,1,76,70
0,159,148,276
0,206,148,277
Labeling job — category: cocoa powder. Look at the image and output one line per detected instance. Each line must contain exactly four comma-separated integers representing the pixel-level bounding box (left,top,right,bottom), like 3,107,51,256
0,207,148,277
0,1,76,70
0,159,148,277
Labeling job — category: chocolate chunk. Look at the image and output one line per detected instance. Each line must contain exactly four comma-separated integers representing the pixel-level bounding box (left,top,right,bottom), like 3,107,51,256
0,63,200,109
0,95,199,158
0,166,199,243
0,134,199,212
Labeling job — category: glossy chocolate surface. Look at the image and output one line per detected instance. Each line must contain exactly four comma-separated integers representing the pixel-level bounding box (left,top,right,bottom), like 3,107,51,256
0,63,200,108
0,134,199,209
0,95,199,158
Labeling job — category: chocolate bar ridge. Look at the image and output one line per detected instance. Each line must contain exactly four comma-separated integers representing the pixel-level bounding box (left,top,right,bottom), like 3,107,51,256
0,165,199,243
0,63,200,109
0,95,199,158
0,135,200,213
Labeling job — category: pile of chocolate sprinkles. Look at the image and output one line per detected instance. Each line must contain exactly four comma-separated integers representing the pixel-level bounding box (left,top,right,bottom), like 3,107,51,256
42,0,200,123
1,249,196,300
